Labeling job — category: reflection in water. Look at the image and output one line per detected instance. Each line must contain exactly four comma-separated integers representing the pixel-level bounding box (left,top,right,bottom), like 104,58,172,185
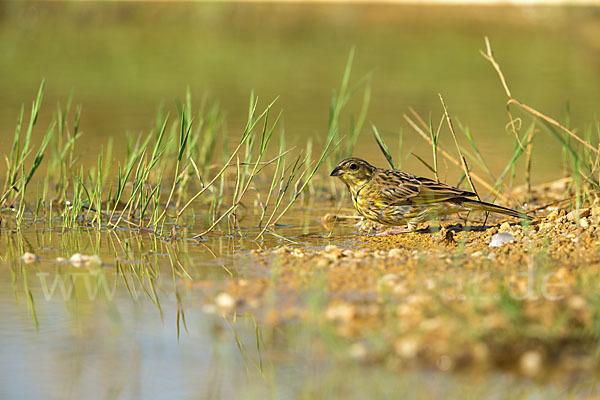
1,217,599,398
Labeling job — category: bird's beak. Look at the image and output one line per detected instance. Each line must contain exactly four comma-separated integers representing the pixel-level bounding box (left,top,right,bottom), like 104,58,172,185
330,167,343,177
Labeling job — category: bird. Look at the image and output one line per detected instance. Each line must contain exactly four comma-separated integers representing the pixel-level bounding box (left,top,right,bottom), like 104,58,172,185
330,157,531,234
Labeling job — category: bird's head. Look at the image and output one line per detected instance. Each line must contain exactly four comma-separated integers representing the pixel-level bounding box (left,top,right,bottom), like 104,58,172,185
330,158,376,189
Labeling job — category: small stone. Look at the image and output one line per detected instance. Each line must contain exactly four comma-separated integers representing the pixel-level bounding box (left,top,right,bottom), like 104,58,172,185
353,250,367,259
291,248,305,258
425,279,436,290
591,207,600,225
55,257,68,264
374,250,388,259
519,350,543,376
568,295,587,310
21,252,39,264
546,209,560,221
489,232,515,247
395,338,419,358
324,245,338,253
215,292,236,310
437,355,454,371
348,342,368,359
499,222,512,233
487,252,497,261
272,246,290,254
323,252,341,262
388,248,403,258
579,218,590,229
316,258,331,268
567,208,591,222
471,251,483,257
342,250,354,257
70,253,88,267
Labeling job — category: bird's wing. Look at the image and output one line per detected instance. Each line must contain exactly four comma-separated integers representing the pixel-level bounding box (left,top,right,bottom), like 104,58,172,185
372,170,477,205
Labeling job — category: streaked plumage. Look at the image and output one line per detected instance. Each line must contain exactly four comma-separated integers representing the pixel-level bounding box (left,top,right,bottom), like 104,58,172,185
330,157,530,233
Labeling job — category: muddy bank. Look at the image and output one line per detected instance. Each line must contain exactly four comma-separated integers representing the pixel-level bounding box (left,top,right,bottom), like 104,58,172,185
203,207,600,378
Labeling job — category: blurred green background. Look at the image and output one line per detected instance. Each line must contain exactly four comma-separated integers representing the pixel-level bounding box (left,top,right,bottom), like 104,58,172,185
1,2,599,183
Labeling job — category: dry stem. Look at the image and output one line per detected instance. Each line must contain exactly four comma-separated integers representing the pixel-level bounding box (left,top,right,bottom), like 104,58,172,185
404,109,509,203
438,93,481,201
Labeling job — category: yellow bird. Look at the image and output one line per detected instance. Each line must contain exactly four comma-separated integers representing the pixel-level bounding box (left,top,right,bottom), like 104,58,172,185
330,157,530,234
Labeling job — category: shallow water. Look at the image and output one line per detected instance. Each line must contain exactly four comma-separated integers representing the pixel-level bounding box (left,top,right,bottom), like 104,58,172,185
2,210,600,399
2,2,600,399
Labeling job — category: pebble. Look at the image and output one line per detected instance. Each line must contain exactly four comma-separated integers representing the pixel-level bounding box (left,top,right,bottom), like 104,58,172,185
323,252,341,262
272,246,290,254
353,250,367,259
437,355,454,371
342,250,354,257
546,209,560,220
215,292,236,310
591,207,600,224
567,208,590,222
388,248,403,258
21,252,39,264
568,295,587,310
316,258,331,268
395,338,419,358
68,253,102,268
291,248,305,258
489,232,515,247
374,250,388,259
70,253,88,267
348,342,368,359
324,245,338,253
498,222,512,233
520,350,543,376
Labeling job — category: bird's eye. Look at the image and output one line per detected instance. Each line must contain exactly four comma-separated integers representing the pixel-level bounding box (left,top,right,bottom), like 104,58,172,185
349,163,358,171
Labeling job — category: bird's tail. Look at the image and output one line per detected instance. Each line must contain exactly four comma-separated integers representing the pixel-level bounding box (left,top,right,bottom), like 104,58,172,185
461,199,532,220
